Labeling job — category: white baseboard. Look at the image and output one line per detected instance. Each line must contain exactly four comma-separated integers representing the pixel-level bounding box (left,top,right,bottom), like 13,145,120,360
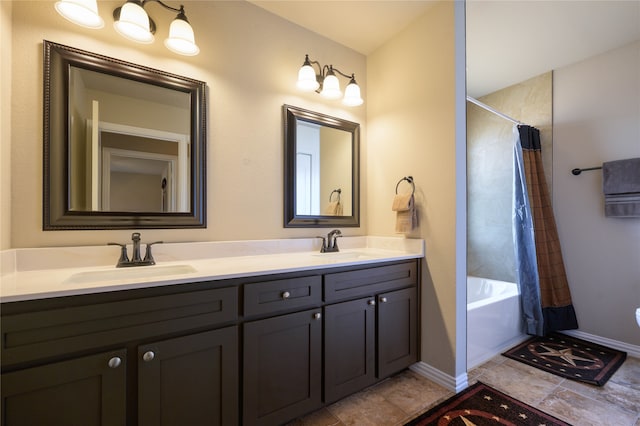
410,362,468,393
561,330,640,359
467,333,530,370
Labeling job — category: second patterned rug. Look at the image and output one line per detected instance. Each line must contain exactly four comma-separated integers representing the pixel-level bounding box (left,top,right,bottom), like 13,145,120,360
404,382,570,425
502,332,626,386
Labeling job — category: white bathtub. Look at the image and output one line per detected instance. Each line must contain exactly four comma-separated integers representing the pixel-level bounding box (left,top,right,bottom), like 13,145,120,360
467,276,528,369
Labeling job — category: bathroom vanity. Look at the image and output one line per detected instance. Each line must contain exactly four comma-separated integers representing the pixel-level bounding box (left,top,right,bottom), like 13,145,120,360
1,239,422,426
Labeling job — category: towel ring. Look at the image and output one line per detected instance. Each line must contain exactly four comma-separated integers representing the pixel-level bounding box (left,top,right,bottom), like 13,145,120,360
329,188,341,202
395,176,415,195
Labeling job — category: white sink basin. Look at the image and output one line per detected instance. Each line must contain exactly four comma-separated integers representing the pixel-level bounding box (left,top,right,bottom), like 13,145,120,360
64,264,198,284
311,251,373,261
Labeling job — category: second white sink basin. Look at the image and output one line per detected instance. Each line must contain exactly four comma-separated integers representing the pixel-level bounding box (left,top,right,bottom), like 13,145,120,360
64,264,198,284
311,251,373,261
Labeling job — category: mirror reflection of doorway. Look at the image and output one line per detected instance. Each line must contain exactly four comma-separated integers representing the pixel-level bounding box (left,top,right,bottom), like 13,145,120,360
296,122,321,215
101,147,177,212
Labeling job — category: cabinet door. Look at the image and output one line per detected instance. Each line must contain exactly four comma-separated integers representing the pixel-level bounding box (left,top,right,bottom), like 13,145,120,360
1,349,126,426
243,308,322,426
324,297,376,404
377,287,418,379
138,326,239,426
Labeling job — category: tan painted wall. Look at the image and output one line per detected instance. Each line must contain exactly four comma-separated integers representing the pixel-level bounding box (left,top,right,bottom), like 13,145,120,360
367,1,464,376
7,0,366,247
553,41,640,346
1,1,12,250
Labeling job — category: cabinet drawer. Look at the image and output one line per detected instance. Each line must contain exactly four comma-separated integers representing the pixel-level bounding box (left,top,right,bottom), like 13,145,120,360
324,261,417,302
244,276,321,317
2,286,238,368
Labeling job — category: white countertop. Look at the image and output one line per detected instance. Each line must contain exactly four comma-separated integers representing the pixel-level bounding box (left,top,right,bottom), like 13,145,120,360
0,237,424,303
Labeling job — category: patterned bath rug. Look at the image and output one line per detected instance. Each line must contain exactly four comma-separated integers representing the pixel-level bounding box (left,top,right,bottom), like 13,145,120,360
404,381,571,425
502,332,627,386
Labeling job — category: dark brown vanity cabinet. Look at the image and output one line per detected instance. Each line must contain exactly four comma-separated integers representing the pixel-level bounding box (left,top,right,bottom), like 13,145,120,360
137,327,239,426
323,273,419,404
1,259,419,426
1,349,128,426
1,285,239,426
324,297,376,403
243,309,323,426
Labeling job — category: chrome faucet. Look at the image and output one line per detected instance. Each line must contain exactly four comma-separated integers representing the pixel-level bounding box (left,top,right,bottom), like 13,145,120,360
318,229,342,253
108,232,163,267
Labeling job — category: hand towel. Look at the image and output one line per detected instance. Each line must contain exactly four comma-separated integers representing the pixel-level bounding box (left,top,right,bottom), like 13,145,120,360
392,193,416,233
602,157,640,217
392,193,413,212
324,201,343,216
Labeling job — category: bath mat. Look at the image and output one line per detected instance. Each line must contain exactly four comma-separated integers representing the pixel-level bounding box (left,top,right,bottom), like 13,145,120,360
404,382,571,425
502,332,626,386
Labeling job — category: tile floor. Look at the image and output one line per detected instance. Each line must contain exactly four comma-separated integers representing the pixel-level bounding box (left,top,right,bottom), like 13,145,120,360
287,355,640,426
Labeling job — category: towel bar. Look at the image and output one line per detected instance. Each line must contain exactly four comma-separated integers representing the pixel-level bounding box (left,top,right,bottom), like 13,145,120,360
572,166,602,176
395,176,415,195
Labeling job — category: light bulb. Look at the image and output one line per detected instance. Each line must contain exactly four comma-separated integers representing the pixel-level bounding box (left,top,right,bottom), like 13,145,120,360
114,1,154,44
55,0,104,29
343,76,363,106
165,17,199,56
320,71,341,100
297,64,319,91
297,55,319,92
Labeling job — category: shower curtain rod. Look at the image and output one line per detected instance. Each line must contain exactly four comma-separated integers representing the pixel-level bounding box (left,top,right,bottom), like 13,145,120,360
466,96,524,125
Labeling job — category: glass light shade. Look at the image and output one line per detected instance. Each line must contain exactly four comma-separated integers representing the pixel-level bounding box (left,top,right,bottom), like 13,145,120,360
55,0,104,29
320,74,341,99
164,18,200,56
114,2,154,44
297,64,319,92
343,81,363,106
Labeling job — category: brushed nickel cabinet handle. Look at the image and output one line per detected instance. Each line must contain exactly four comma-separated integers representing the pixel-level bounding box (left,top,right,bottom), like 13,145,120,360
108,357,122,369
142,351,155,362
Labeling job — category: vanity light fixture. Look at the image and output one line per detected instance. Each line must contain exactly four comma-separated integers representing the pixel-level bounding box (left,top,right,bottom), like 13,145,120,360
55,0,200,56
297,54,363,107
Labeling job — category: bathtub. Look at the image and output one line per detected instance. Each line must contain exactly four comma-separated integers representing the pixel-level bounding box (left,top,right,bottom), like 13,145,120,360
467,276,528,369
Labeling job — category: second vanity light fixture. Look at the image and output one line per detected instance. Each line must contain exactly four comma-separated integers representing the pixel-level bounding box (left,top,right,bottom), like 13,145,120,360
297,54,364,107
54,0,200,56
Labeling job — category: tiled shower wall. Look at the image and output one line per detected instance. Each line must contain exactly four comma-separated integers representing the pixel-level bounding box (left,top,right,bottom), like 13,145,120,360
467,72,552,283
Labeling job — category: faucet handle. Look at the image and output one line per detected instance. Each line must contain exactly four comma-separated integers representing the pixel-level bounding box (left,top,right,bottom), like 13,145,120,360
143,241,163,264
108,242,129,266
316,236,327,253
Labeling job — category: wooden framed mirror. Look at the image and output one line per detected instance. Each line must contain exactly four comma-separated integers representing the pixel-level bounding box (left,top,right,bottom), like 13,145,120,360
283,105,360,227
43,40,206,230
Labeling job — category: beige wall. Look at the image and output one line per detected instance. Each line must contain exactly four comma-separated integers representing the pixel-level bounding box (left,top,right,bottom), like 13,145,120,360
7,0,366,247
1,1,12,250
367,1,466,378
467,72,552,283
553,41,640,346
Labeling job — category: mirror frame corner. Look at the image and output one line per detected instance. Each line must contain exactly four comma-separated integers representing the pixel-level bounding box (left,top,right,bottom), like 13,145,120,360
43,40,207,230
283,104,360,228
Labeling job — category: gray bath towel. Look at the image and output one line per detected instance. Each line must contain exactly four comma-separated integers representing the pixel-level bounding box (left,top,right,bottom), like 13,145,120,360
602,157,640,217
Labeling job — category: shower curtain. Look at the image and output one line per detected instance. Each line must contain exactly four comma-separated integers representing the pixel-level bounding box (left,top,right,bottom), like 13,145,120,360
513,125,578,336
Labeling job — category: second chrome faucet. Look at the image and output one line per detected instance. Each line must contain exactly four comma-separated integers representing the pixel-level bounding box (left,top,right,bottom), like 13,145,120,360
318,229,342,253
109,232,163,267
